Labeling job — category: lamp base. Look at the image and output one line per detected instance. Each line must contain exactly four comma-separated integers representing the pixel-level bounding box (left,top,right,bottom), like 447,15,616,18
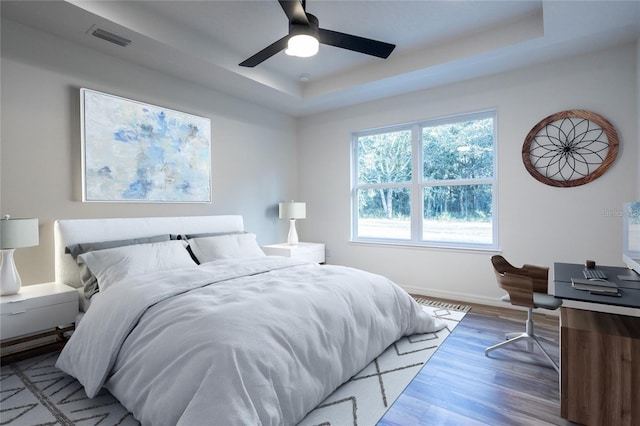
287,219,299,245
0,249,22,296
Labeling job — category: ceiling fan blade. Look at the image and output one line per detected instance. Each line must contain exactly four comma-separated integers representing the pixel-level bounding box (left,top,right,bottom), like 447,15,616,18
318,28,395,59
278,0,309,25
239,36,289,67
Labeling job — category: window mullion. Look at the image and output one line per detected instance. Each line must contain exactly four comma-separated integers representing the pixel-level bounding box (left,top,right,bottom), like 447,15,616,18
422,177,494,187
411,124,422,241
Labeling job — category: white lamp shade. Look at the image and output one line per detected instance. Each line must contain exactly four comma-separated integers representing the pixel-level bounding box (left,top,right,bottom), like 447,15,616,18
1,218,39,249
279,202,306,220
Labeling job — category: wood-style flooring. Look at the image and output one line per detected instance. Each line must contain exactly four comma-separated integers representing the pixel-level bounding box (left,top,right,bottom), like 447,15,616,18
379,300,572,426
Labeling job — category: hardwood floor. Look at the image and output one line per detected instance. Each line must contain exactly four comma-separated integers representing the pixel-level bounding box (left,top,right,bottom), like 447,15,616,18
379,300,573,426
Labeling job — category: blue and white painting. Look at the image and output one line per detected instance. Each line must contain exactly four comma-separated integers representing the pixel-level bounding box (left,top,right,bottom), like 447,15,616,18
81,88,211,202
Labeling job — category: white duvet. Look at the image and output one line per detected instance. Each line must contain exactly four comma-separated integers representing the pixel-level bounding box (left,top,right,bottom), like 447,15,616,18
56,257,445,426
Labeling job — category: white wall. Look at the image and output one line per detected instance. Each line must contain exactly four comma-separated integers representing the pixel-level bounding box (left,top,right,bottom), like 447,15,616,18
2,18,638,304
1,20,298,285
298,43,639,306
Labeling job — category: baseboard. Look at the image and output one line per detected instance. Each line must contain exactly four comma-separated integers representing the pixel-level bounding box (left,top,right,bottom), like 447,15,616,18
402,285,560,317
403,285,502,307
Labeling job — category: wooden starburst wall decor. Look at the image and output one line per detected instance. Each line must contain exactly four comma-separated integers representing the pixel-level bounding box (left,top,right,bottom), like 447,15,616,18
522,110,619,187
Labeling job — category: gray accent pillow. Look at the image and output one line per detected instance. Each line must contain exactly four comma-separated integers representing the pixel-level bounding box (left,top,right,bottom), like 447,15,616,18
172,231,246,240
66,234,171,299
66,234,171,259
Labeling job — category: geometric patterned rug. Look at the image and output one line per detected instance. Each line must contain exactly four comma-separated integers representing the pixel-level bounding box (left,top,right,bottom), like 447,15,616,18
0,353,138,425
0,300,469,426
298,302,468,426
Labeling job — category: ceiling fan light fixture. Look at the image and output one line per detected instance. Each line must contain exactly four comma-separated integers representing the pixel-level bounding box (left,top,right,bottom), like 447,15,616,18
285,34,319,57
238,2,395,68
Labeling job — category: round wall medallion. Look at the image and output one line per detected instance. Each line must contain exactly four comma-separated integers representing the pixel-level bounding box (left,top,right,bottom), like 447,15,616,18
522,110,618,187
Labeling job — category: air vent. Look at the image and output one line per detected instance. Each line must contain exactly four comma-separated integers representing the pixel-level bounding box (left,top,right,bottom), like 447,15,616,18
90,27,131,47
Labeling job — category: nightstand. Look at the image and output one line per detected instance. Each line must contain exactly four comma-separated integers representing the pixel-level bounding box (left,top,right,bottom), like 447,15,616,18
1,282,78,363
262,242,325,264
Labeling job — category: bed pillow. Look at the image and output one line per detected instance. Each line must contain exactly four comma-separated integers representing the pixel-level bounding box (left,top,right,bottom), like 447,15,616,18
78,240,195,293
70,235,172,299
188,233,265,264
67,234,171,260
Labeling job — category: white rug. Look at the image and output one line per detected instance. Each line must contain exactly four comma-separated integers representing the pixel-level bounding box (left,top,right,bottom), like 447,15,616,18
298,304,468,426
0,303,467,426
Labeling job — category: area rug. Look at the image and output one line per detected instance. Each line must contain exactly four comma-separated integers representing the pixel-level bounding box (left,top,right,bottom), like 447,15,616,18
0,301,468,426
298,302,468,426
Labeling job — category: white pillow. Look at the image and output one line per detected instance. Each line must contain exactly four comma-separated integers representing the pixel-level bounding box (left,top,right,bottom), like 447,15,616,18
188,233,265,263
78,240,195,292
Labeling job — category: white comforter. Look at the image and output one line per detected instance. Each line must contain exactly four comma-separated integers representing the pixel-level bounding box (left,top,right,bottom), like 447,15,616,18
56,257,445,426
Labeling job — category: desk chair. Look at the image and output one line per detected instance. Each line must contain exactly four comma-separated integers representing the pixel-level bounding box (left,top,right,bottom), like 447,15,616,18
485,255,562,372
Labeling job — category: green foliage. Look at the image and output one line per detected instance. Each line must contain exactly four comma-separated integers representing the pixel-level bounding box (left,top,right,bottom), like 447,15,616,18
358,130,412,218
356,116,494,222
358,130,412,184
424,185,493,222
423,118,494,180
358,187,410,219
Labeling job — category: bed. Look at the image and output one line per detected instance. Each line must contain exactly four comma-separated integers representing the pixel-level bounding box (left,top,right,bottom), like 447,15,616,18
54,215,445,426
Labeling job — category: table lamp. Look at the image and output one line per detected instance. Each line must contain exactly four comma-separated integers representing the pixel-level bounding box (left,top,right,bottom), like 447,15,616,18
279,201,306,245
1,215,39,295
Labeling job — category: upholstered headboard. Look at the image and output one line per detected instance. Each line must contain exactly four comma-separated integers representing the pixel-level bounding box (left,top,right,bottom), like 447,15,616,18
54,215,244,289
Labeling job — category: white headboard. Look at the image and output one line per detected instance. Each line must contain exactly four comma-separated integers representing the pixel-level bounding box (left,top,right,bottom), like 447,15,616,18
54,215,244,288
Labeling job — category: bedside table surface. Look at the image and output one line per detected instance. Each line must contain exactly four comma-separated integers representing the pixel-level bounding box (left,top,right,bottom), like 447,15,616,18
1,282,77,313
263,242,323,249
1,282,76,299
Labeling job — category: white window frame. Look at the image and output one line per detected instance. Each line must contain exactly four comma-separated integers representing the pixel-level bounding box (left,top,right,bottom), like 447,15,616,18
351,109,499,251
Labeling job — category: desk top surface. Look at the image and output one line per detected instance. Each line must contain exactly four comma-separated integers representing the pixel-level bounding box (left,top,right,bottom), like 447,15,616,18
554,263,640,309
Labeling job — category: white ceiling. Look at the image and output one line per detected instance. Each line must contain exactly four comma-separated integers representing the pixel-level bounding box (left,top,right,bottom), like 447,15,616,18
2,0,639,116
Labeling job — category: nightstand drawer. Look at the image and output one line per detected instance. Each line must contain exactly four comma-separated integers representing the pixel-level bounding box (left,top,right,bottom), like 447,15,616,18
262,242,325,263
1,300,77,340
293,246,325,263
0,282,78,341
2,289,76,314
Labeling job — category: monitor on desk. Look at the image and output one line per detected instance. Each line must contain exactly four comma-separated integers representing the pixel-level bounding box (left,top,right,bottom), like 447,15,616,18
622,201,640,276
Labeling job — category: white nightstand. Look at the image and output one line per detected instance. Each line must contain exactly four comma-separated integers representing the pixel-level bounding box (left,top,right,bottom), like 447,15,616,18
1,282,78,355
262,242,325,264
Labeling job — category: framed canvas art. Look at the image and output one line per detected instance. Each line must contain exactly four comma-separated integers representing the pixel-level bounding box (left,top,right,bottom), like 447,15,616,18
81,88,212,202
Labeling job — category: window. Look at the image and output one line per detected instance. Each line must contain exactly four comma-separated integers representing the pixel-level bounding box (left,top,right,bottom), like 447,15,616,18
351,110,497,249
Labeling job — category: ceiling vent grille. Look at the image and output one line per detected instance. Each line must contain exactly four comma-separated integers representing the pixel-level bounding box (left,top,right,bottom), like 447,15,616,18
90,27,131,47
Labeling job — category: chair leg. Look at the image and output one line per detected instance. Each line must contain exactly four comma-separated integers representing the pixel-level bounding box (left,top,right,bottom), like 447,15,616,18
504,331,528,350
532,337,559,373
525,308,535,352
485,308,559,373
485,333,530,354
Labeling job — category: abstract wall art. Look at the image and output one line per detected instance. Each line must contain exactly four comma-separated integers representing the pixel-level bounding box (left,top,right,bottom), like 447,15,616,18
81,88,212,202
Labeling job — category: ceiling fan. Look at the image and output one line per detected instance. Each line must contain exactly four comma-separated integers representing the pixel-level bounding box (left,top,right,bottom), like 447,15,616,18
239,0,396,67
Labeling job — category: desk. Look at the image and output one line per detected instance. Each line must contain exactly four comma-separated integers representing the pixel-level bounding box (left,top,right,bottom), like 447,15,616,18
554,263,640,426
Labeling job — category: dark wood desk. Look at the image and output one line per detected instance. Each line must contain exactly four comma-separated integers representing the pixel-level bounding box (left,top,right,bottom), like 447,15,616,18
553,263,640,426
554,262,640,307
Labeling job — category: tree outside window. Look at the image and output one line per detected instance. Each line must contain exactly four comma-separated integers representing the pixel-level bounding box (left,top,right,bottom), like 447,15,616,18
352,111,497,249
